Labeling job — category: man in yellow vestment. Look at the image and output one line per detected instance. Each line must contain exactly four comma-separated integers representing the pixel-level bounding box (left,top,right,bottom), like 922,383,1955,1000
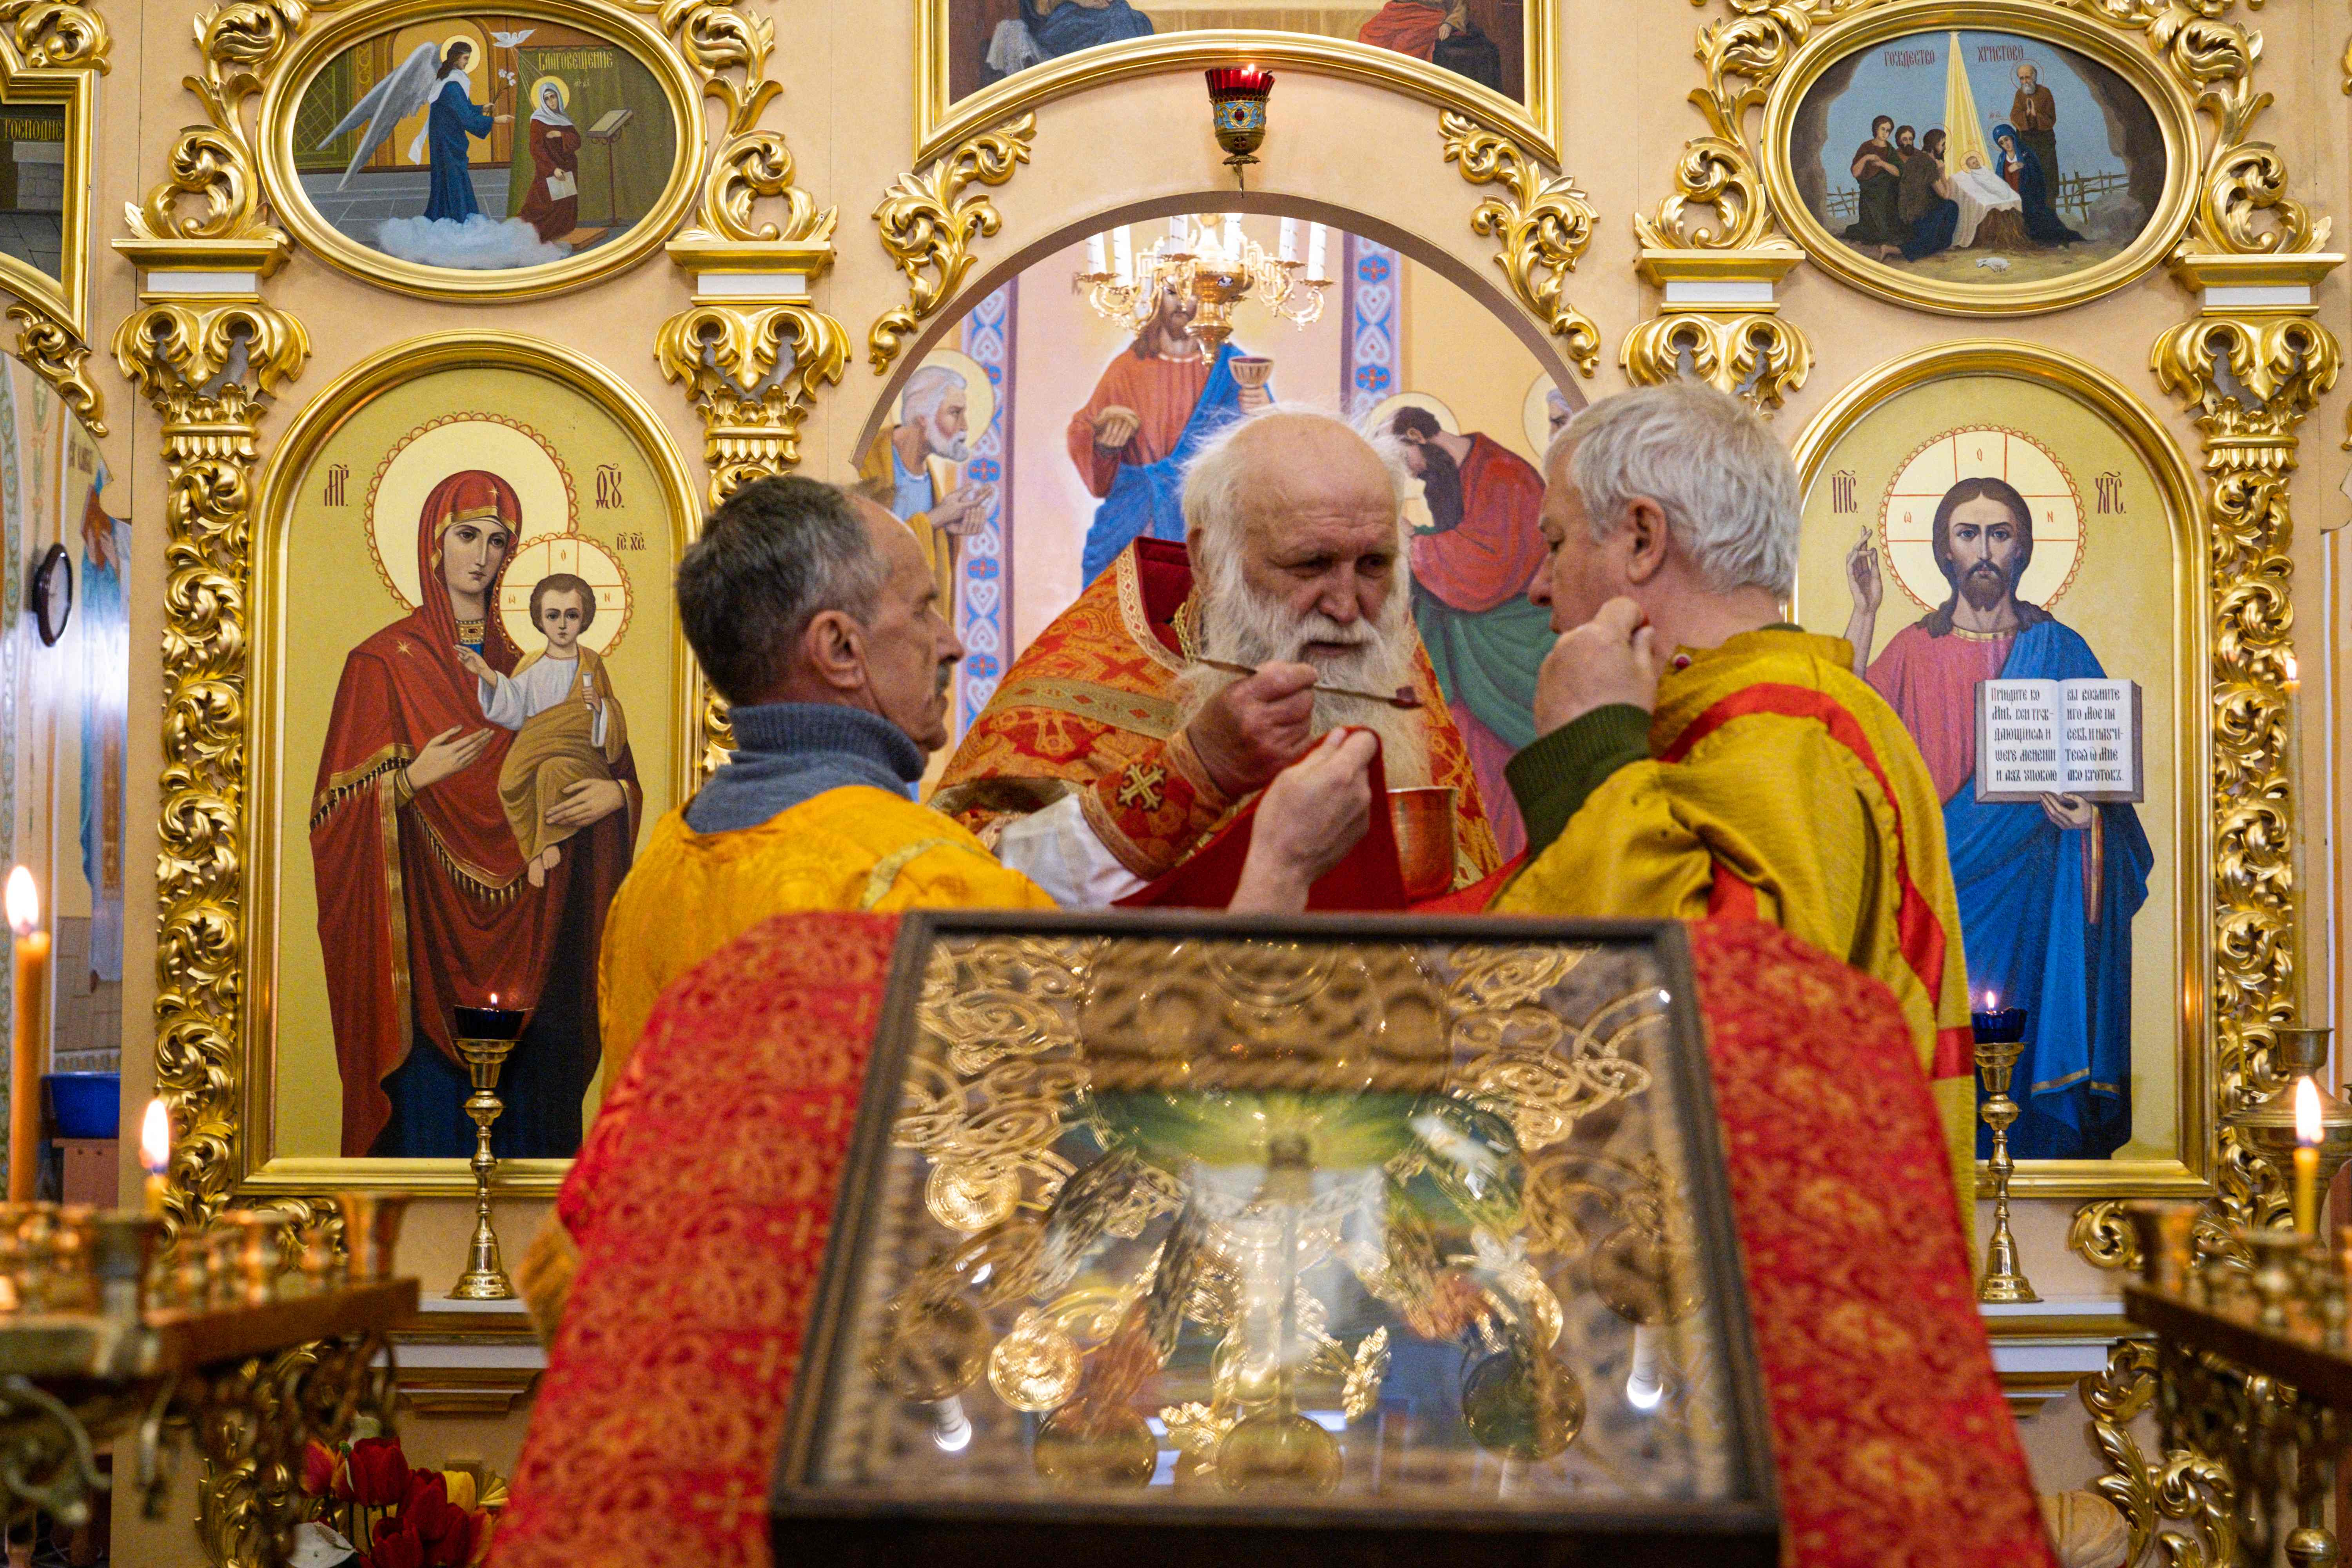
1490,385,1979,1212
524,475,1380,1329
937,408,1503,904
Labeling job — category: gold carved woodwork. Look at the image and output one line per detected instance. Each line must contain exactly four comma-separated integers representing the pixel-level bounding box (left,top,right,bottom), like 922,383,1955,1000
1437,112,1599,377
0,0,107,428
1619,247,1809,414
2081,1339,2237,1568
111,279,310,1249
868,114,1036,375
183,1332,396,1568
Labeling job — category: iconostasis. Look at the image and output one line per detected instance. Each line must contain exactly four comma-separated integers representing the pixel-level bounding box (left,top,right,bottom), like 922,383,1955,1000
4,0,2333,1558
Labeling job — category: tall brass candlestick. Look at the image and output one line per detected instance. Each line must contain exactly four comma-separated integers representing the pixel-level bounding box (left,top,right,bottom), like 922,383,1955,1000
450,1002,527,1300
1972,1002,2038,1304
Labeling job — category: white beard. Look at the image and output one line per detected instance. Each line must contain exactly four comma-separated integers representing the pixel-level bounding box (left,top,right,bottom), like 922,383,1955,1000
925,415,971,463
1174,542,1432,788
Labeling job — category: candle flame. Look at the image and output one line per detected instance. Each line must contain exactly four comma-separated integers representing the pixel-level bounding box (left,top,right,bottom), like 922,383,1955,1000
1981,990,1995,1012
2297,1074,2323,1146
2284,650,2300,685
140,1098,171,1175
489,991,497,1007
4,867,34,937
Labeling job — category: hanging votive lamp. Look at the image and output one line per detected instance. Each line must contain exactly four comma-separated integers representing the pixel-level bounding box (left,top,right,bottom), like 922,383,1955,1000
1206,66,1274,187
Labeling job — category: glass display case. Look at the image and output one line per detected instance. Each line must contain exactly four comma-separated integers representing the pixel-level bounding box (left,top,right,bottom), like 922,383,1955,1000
773,912,1779,1565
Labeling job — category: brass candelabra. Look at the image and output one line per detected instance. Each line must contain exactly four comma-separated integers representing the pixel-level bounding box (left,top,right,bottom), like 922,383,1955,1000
451,1031,521,1301
1973,1006,2038,1304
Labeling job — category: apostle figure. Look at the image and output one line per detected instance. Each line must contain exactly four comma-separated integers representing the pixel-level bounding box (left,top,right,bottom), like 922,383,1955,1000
940,408,1504,907
1994,123,2085,247
310,471,638,1159
1843,116,1905,248
421,40,510,223
1066,285,1268,585
1358,0,1503,90
1844,477,2149,1159
1487,383,1977,1213
857,363,994,622
2009,63,2060,192
981,0,1153,84
1390,405,1551,857
518,76,580,245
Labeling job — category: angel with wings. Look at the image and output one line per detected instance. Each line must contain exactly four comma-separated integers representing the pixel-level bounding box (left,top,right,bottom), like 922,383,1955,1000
320,36,511,223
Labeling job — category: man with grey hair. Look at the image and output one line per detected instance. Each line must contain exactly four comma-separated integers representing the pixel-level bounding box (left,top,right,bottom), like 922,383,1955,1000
937,407,1509,907
857,362,995,622
1488,383,1980,1217
520,473,1378,1336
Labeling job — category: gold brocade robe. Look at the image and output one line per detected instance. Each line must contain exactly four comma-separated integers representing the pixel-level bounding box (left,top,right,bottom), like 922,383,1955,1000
517,785,1055,1336
1494,628,1980,1223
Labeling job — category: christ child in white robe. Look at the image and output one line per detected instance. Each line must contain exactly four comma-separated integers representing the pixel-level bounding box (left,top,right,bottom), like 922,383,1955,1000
454,573,630,887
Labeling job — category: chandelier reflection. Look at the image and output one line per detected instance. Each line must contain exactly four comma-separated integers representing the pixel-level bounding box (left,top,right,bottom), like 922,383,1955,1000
1076,214,1335,354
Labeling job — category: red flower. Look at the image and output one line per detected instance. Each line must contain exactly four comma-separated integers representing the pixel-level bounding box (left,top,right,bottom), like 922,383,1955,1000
345,1437,410,1508
363,1523,425,1568
401,1470,482,1568
300,1440,344,1499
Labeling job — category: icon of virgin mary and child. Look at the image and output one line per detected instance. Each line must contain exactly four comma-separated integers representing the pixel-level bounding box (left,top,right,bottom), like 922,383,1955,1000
311,471,638,1160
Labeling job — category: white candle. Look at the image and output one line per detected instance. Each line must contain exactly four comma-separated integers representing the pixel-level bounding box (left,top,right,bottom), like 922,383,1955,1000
1085,232,1107,276
1112,225,1133,284
1307,223,1327,280
1278,217,1299,263
1169,214,1191,246
1221,213,1243,260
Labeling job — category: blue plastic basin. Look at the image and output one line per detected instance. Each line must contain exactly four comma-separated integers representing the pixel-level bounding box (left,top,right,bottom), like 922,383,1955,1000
44,1073,119,1140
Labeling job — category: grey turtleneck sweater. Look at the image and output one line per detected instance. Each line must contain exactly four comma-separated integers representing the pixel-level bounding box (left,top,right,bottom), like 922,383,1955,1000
683,702,925,833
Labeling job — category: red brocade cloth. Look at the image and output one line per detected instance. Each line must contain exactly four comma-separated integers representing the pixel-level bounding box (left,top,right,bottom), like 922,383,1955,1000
492,915,2055,1568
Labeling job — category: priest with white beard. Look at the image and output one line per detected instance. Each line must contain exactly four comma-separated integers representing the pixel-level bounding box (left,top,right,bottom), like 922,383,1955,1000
934,408,1505,906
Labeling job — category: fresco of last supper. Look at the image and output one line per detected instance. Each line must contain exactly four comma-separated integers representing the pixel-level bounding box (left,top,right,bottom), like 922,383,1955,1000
1788,29,2166,288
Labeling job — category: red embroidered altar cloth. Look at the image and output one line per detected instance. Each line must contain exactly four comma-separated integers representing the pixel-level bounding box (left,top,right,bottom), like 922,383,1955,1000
491,914,2055,1568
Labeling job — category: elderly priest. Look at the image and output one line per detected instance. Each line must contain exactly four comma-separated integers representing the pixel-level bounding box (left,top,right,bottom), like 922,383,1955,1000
937,408,1504,906
520,476,1381,1330
1491,384,1978,1209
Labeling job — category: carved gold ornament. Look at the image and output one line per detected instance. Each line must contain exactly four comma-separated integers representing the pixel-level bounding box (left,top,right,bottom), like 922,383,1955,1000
1618,305,1811,416
1637,0,2300,318
0,1,107,429
1437,112,1599,376
256,0,702,301
112,288,310,1251
869,114,1036,375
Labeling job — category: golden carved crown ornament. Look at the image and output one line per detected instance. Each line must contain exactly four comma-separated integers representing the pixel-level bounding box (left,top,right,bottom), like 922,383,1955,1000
869,113,1036,376
1437,111,1599,377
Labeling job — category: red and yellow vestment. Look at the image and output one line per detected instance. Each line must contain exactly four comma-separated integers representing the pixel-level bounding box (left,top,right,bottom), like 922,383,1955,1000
1495,628,1979,1208
935,537,1503,894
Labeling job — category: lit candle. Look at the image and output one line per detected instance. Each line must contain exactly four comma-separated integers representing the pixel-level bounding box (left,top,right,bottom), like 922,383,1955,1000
2284,648,2300,698
1969,988,2025,1043
1112,225,1133,285
1307,222,1327,281
2296,1074,2323,1236
5,868,45,1204
1085,232,1107,276
1279,216,1299,263
140,1098,171,1219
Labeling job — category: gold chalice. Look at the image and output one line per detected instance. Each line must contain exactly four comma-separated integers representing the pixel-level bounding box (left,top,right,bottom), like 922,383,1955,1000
450,1002,530,1300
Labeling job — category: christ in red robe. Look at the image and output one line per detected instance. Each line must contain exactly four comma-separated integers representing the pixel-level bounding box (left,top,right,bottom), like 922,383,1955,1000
309,469,639,1158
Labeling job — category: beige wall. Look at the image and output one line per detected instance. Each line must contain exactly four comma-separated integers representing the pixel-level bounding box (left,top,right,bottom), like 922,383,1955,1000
68,0,2352,1555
